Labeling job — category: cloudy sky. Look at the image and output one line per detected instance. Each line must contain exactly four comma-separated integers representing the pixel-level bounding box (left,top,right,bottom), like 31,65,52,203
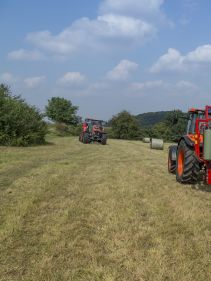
1,0,211,120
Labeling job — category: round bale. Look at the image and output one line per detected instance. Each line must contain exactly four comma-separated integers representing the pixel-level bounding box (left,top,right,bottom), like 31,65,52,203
143,137,151,143
150,138,164,150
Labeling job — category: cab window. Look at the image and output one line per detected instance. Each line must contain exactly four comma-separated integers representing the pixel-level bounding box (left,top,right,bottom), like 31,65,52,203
187,114,197,134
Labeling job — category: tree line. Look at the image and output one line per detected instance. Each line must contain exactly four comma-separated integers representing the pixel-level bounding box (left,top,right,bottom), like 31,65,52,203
0,84,80,146
107,110,187,142
0,83,188,146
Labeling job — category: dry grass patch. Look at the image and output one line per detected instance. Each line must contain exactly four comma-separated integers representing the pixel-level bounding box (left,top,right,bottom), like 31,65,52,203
0,137,211,280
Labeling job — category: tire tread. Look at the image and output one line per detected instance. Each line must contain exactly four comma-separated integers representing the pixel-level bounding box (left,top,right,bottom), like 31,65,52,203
176,140,200,184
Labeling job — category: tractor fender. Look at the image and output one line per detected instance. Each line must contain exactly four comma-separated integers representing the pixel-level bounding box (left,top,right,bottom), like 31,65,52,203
168,145,178,161
169,136,194,162
179,136,195,148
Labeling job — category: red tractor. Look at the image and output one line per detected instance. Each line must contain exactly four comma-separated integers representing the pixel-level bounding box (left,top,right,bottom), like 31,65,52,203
79,118,107,145
168,106,211,185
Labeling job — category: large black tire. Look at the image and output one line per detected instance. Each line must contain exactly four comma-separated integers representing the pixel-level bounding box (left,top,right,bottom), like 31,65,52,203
168,145,177,173
101,134,107,145
83,132,90,144
176,140,200,184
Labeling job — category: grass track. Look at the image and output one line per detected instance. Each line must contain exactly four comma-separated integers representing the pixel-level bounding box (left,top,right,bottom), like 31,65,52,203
1,136,211,281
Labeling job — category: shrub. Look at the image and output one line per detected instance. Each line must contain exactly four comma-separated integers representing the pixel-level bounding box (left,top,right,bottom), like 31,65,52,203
68,124,82,136
104,127,115,139
0,84,47,146
55,122,70,136
109,111,141,140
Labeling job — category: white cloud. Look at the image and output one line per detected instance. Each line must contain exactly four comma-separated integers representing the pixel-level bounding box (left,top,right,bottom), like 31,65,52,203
130,79,198,95
24,76,46,88
150,45,211,73
26,15,155,56
186,45,211,62
107,59,138,81
9,0,168,59
97,14,154,38
8,49,45,61
0,72,18,84
99,0,164,16
150,48,186,73
58,72,86,86
131,80,164,90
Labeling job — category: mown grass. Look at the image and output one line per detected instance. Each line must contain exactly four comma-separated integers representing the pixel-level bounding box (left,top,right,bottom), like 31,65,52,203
1,136,211,281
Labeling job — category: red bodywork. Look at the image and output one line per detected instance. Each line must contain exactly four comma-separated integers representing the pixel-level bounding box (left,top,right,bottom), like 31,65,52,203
80,118,107,144
82,122,88,132
92,124,104,133
189,106,211,184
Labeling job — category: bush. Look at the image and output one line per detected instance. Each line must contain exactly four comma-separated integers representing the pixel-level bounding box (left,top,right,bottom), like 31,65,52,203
55,122,70,136
47,123,82,137
109,111,141,140
0,84,47,146
68,124,82,136
104,127,115,139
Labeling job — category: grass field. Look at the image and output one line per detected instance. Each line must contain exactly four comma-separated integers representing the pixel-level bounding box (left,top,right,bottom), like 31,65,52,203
1,136,211,281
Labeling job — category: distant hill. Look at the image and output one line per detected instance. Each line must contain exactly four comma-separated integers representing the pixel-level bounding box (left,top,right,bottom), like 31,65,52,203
136,111,171,127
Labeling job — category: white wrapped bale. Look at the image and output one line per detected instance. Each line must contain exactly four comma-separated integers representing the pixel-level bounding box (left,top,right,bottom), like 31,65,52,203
143,137,151,143
150,138,164,150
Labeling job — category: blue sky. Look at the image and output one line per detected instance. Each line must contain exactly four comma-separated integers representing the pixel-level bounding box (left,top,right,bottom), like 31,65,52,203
1,0,211,120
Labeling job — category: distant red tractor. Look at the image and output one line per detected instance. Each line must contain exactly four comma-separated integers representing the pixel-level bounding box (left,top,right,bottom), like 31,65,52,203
79,118,107,145
168,106,211,185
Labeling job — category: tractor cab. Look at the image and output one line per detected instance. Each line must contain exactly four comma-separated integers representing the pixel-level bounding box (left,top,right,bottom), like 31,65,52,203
187,109,203,134
187,107,211,138
85,119,104,133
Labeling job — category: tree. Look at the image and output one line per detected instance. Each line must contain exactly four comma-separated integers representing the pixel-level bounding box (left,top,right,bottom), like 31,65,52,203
0,83,10,96
109,111,140,139
164,110,187,141
150,122,171,141
0,84,47,146
45,97,78,125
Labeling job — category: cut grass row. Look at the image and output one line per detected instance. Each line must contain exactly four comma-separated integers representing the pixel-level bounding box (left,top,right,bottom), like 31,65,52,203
0,136,211,281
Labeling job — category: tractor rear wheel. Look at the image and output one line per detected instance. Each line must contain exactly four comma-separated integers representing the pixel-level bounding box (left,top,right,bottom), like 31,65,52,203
176,140,200,184
83,132,90,144
101,134,107,145
168,145,177,173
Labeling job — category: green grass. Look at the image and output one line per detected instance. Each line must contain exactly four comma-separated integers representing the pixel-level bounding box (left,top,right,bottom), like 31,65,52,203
1,136,211,281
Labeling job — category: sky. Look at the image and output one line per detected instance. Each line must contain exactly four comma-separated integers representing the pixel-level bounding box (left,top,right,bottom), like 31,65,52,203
1,0,211,120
